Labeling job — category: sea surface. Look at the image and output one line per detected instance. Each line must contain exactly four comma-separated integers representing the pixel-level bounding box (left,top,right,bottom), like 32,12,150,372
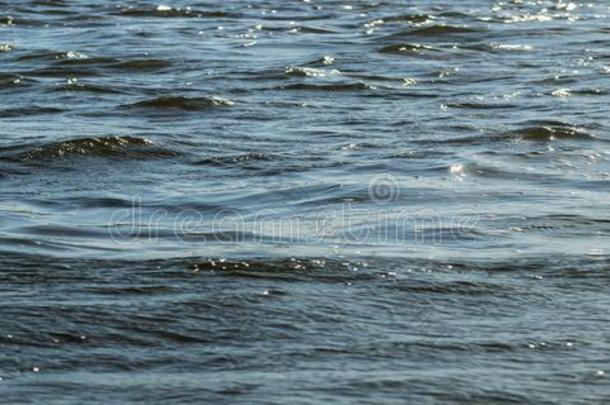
1,0,610,403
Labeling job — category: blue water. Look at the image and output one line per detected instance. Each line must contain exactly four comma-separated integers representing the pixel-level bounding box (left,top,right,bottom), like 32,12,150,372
1,0,610,402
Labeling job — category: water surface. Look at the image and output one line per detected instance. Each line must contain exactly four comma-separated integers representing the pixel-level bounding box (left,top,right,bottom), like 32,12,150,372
1,0,610,402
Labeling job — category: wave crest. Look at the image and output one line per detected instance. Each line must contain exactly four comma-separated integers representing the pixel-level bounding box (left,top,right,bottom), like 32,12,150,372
127,96,233,111
20,136,176,161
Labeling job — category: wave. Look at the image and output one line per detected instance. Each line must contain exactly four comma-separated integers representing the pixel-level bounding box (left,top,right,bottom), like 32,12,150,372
126,96,233,111
512,123,597,142
53,81,124,94
54,56,172,72
0,73,34,89
17,136,177,161
385,25,483,39
0,106,63,118
381,14,432,24
107,58,172,72
378,43,436,55
294,26,337,34
427,122,600,147
113,7,239,19
25,66,101,77
17,51,92,62
444,102,520,110
17,51,172,73
193,152,274,167
55,55,119,66
189,257,373,283
412,25,483,35
279,82,373,92
285,66,339,78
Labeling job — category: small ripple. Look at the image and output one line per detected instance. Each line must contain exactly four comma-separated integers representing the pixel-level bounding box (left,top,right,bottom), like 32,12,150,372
54,55,118,66
53,79,124,94
17,50,90,62
378,43,436,55
386,25,484,39
279,82,373,92
0,106,63,118
444,102,520,110
114,6,238,19
302,55,336,67
21,52,173,72
0,73,33,89
192,152,274,167
429,122,601,147
25,66,101,77
190,258,376,283
381,14,432,24
285,66,340,78
107,58,172,72
17,136,177,162
126,96,233,111
386,279,515,295
512,123,597,142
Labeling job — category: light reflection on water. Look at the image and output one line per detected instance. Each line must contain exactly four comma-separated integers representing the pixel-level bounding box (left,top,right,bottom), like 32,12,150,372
1,0,610,402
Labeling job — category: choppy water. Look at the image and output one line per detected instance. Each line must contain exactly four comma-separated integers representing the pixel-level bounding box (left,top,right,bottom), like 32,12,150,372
2,0,610,402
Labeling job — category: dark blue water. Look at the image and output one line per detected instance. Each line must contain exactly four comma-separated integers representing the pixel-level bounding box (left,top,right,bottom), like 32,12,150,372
2,0,610,402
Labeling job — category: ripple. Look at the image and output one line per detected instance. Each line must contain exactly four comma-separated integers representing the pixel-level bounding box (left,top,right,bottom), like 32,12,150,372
378,43,436,55
25,66,101,77
55,56,119,66
18,136,177,161
53,79,124,94
302,55,336,67
2,1,610,402
0,73,32,89
126,96,234,111
114,6,238,19
190,257,371,283
382,14,432,24
395,25,483,37
0,106,63,118
279,82,373,92
193,152,274,167
17,50,89,62
513,124,596,142
444,102,519,110
430,122,601,147
107,59,172,72
32,54,172,72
